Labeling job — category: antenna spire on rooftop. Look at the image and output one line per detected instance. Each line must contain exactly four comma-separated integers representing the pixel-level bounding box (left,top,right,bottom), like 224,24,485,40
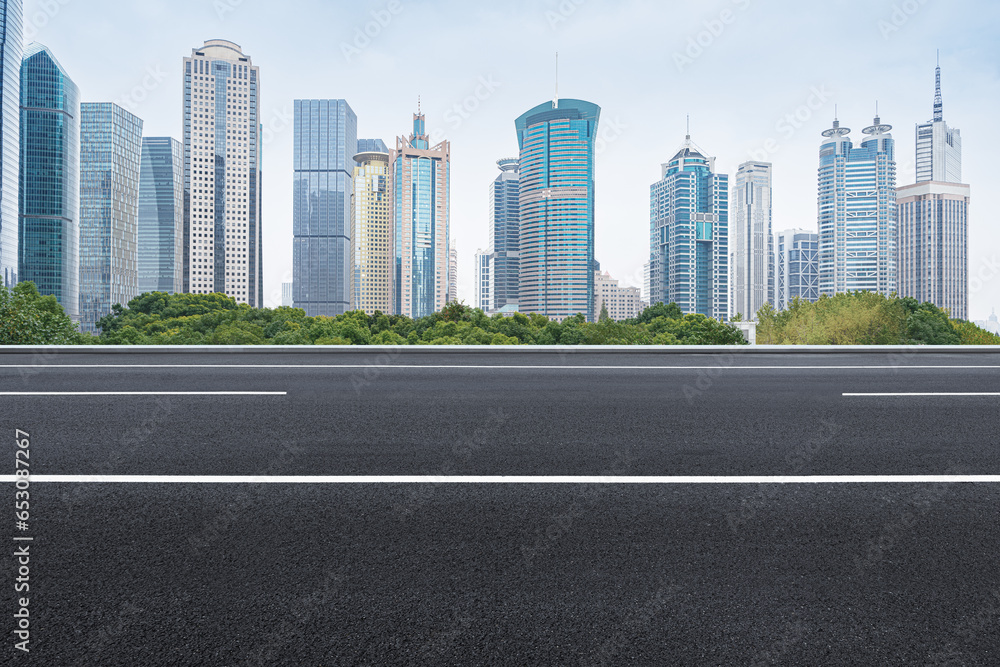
554,52,559,109
933,51,944,122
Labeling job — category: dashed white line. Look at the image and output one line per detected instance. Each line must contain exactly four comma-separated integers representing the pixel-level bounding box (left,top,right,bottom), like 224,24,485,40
844,393,1000,397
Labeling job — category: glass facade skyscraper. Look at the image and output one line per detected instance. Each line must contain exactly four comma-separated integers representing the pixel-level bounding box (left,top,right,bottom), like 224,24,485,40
817,116,897,297
487,157,520,312
184,40,262,306
775,229,819,311
18,42,79,317
649,136,729,320
730,161,773,320
78,103,143,334
393,110,450,319
515,99,599,322
138,137,184,294
0,0,22,288
292,98,356,317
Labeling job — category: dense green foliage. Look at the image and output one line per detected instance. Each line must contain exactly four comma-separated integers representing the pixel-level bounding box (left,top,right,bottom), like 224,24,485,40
92,292,749,346
0,282,93,345
756,292,992,346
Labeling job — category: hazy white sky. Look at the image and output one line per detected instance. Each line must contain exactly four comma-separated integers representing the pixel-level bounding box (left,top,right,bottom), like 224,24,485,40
23,0,1000,319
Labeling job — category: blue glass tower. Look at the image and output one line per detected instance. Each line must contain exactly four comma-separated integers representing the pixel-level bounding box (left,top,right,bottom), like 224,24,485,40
817,116,897,296
488,157,520,312
78,103,143,333
515,98,599,322
138,137,183,294
18,42,79,317
292,99,357,317
0,0,22,288
649,135,729,320
776,229,819,311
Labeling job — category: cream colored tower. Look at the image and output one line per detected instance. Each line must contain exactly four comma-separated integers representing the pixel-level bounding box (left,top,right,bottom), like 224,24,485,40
183,39,262,306
352,150,394,314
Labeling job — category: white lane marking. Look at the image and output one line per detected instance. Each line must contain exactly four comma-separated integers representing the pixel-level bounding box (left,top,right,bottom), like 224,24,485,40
844,393,1000,397
0,392,286,396
3,475,999,484
2,364,1000,370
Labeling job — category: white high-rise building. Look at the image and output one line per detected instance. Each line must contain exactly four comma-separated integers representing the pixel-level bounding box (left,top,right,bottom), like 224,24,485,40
183,40,262,306
594,270,642,321
916,60,962,184
448,241,458,303
730,162,774,320
775,229,819,311
474,249,490,312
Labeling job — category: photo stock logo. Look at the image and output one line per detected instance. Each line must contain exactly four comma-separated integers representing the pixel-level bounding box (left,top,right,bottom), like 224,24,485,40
341,1,405,63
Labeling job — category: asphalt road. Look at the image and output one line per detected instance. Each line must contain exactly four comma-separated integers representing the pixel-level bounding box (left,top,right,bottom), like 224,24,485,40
2,349,999,665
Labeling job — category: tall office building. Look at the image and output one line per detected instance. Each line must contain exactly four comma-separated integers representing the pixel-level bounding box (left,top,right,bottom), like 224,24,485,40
448,241,457,303
0,0,22,288
392,109,450,319
817,115,897,297
357,138,388,154
474,248,490,312
78,103,142,333
488,157,520,312
292,99,356,316
775,229,819,311
897,182,969,320
515,98,600,322
184,39,262,305
138,137,183,294
649,134,729,320
916,61,962,184
898,62,970,321
18,43,79,317
594,270,642,321
730,161,774,320
351,147,392,314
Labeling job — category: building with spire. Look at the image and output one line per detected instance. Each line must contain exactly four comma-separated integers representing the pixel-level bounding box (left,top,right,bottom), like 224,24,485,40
916,57,962,184
817,112,897,297
649,131,729,320
515,98,600,322
393,106,451,318
897,59,970,320
730,161,773,320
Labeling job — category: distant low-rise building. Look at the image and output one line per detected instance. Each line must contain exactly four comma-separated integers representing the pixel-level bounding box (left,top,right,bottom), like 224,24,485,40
594,270,642,321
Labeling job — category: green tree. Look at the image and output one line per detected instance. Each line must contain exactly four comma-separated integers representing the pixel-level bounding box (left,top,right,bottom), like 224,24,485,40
0,282,92,345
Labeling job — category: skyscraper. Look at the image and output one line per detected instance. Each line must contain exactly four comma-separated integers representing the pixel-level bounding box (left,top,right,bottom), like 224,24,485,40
474,248,490,312
352,146,393,314
775,229,819,311
817,115,897,297
896,182,969,319
0,0,22,288
78,103,142,333
291,99,356,316
184,39,262,306
488,157,520,312
18,42,79,317
393,109,450,319
448,241,457,303
898,62,970,321
515,98,600,322
730,161,774,320
649,134,729,320
916,61,962,184
138,137,184,294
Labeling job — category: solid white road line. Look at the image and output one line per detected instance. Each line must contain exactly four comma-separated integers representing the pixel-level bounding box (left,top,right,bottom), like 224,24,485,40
2,475,999,484
0,391,286,396
2,364,1000,370
844,392,1000,397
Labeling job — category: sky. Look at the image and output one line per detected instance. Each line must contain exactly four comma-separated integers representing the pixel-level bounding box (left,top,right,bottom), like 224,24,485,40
22,0,1000,320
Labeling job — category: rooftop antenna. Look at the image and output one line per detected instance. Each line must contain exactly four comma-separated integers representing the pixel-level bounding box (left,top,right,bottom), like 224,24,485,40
554,52,559,109
417,95,421,115
823,105,851,138
933,50,944,122
686,114,691,141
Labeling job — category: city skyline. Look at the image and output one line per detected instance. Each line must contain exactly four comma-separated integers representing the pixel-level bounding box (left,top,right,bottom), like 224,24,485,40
15,0,1000,320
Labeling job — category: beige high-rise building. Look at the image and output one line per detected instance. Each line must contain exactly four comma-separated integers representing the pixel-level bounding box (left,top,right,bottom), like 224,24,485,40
594,270,642,321
183,39,262,306
352,150,393,314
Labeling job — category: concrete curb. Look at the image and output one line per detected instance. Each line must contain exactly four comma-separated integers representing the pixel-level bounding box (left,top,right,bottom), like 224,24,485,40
0,345,997,355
